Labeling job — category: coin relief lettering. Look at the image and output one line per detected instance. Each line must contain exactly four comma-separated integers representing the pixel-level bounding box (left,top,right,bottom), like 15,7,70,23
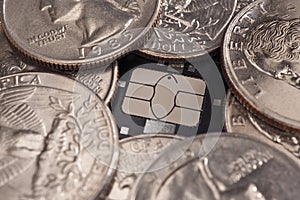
27,25,70,47
227,149,273,185
39,0,140,47
78,46,103,59
233,26,249,38
140,0,237,58
146,28,201,53
229,41,243,51
0,75,41,90
79,39,122,59
241,76,264,99
78,29,134,59
232,115,246,126
241,13,255,24
232,59,247,70
235,0,255,13
223,0,300,131
258,2,268,14
3,0,160,68
0,26,118,103
75,73,104,95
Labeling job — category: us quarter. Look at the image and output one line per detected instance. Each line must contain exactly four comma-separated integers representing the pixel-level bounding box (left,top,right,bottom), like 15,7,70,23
64,65,119,104
106,134,183,200
0,26,118,104
140,0,237,60
223,0,300,132
130,134,300,200
225,92,300,159
2,0,161,69
0,72,119,199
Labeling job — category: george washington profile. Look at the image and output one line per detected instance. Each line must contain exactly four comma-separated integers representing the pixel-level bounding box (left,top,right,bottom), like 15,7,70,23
244,19,300,90
158,157,266,200
40,0,141,47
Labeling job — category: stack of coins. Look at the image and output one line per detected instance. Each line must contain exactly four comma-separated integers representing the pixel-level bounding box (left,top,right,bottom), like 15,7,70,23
0,0,299,199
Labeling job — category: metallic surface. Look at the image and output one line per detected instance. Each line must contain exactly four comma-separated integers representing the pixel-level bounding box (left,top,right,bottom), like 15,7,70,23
65,65,119,104
235,0,256,14
0,72,119,199
225,92,300,159
223,0,300,132
130,134,300,200
140,0,237,60
2,0,161,69
106,134,182,200
0,27,118,104
122,67,206,127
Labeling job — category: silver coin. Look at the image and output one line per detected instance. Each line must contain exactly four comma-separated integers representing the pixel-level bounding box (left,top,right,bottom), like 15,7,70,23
140,0,237,60
0,27,118,104
64,65,119,104
0,72,119,199
130,134,300,200
106,134,183,200
225,92,300,159
223,0,300,132
2,0,161,69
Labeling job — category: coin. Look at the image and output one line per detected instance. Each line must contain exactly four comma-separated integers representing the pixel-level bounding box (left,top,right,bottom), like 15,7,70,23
65,65,119,104
130,134,300,200
0,26,118,104
223,0,300,132
0,72,119,199
106,134,183,200
139,0,237,60
2,0,161,69
225,92,300,159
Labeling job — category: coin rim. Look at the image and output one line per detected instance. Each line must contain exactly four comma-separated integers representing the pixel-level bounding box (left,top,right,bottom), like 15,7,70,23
106,133,184,200
0,72,120,199
1,0,162,69
130,133,300,200
104,61,119,105
222,0,300,133
137,0,238,60
224,91,300,162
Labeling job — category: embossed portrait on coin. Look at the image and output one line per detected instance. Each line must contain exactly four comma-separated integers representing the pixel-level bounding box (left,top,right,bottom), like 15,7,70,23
0,87,46,193
244,19,300,90
40,0,140,46
157,158,266,200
